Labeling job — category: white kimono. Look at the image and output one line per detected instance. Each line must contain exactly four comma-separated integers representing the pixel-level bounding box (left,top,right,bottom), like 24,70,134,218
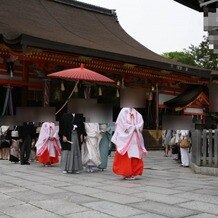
81,123,101,167
180,130,190,167
111,108,147,159
35,122,61,164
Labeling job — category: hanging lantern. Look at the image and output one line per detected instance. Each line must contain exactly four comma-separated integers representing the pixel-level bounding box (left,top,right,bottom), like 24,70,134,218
98,87,102,96
61,81,65,91
148,92,153,101
54,88,62,101
116,89,119,98
84,85,91,99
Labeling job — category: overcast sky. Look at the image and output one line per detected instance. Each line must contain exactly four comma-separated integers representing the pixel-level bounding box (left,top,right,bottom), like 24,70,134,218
78,0,207,55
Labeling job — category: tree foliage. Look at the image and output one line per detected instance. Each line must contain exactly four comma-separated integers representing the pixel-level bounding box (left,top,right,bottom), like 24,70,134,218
162,51,196,66
162,36,218,70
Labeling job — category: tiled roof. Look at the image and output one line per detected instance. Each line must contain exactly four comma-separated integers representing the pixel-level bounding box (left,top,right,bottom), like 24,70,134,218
0,0,212,78
164,85,208,107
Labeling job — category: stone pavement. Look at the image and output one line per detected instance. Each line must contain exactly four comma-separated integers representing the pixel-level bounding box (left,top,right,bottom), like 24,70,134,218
0,150,218,218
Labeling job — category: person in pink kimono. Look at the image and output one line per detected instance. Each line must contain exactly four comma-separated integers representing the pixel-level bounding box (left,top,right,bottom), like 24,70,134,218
111,107,148,180
35,122,61,166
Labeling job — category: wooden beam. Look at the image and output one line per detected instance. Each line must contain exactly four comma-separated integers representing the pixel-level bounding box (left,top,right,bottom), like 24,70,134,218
0,79,43,89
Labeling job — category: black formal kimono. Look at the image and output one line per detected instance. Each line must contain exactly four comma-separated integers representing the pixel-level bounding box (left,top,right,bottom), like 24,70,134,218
59,113,86,173
59,113,86,150
18,122,35,165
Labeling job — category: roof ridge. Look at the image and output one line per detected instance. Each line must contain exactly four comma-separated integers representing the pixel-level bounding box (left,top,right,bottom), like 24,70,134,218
50,0,118,19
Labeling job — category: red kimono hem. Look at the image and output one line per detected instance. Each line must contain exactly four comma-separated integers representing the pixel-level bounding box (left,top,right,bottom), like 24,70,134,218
113,151,144,177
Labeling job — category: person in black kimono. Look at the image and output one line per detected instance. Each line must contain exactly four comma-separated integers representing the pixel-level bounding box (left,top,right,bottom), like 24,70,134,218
59,113,86,174
9,126,20,163
18,122,35,165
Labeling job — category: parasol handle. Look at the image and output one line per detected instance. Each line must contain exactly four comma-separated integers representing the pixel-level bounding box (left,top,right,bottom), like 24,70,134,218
55,80,79,115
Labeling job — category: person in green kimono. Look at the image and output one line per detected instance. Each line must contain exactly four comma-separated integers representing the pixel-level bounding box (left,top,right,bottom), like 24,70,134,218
98,123,113,171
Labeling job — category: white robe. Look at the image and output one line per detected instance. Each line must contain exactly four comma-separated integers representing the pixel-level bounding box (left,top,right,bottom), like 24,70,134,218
81,123,101,167
180,130,190,166
35,122,61,158
111,108,147,159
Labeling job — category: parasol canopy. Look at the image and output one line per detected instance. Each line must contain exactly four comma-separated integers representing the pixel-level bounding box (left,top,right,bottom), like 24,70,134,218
47,64,115,115
47,64,114,84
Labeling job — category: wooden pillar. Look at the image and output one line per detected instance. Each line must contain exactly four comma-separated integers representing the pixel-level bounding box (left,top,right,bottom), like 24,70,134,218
191,129,202,166
155,83,159,130
215,129,218,167
43,79,50,107
21,61,29,106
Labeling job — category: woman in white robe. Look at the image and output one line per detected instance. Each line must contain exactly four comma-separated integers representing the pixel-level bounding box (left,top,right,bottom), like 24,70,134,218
180,130,190,167
35,122,61,166
111,107,148,180
81,123,101,172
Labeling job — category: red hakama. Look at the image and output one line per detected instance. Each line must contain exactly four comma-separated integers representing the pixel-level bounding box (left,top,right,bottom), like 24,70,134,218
37,147,59,165
113,151,143,177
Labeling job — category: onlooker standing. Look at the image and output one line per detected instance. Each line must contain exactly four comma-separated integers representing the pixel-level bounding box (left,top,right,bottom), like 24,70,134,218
0,125,10,160
18,122,35,165
163,130,173,157
174,130,181,162
10,126,20,163
180,130,190,167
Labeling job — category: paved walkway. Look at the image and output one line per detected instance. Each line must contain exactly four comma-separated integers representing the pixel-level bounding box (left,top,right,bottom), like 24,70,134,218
0,150,218,218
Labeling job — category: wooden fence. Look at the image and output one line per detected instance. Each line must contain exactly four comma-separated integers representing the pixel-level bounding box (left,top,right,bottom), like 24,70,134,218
191,129,218,167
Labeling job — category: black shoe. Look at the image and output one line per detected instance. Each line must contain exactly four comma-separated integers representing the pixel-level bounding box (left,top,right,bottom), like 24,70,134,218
21,162,30,165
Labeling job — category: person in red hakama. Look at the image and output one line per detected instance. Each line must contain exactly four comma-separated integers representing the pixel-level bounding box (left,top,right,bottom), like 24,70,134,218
111,107,148,180
35,122,61,166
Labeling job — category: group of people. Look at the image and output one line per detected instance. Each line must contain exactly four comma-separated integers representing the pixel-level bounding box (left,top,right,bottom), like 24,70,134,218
57,113,114,173
0,107,148,180
162,129,191,167
1,107,193,180
0,122,36,165
1,107,192,180
1,109,193,180
56,109,147,179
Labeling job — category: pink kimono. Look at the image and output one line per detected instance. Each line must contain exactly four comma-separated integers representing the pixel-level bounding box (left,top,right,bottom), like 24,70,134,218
35,122,61,165
111,108,147,179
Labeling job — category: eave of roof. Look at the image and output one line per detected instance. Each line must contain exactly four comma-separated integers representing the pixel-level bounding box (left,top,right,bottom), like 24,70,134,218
174,0,218,12
164,85,208,107
51,0,117,17
2,34,209,79
0,0,212,79
173,0,202,12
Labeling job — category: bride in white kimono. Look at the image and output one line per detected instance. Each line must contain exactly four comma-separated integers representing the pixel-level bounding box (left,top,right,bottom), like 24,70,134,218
35,122,61,166
81,123,101,172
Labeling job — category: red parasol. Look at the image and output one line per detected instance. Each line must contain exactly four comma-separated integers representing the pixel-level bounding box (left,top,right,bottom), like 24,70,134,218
47,64,115,114
47,63,114,84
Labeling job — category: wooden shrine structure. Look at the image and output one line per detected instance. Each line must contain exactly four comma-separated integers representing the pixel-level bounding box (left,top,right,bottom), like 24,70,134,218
0,0,214,128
